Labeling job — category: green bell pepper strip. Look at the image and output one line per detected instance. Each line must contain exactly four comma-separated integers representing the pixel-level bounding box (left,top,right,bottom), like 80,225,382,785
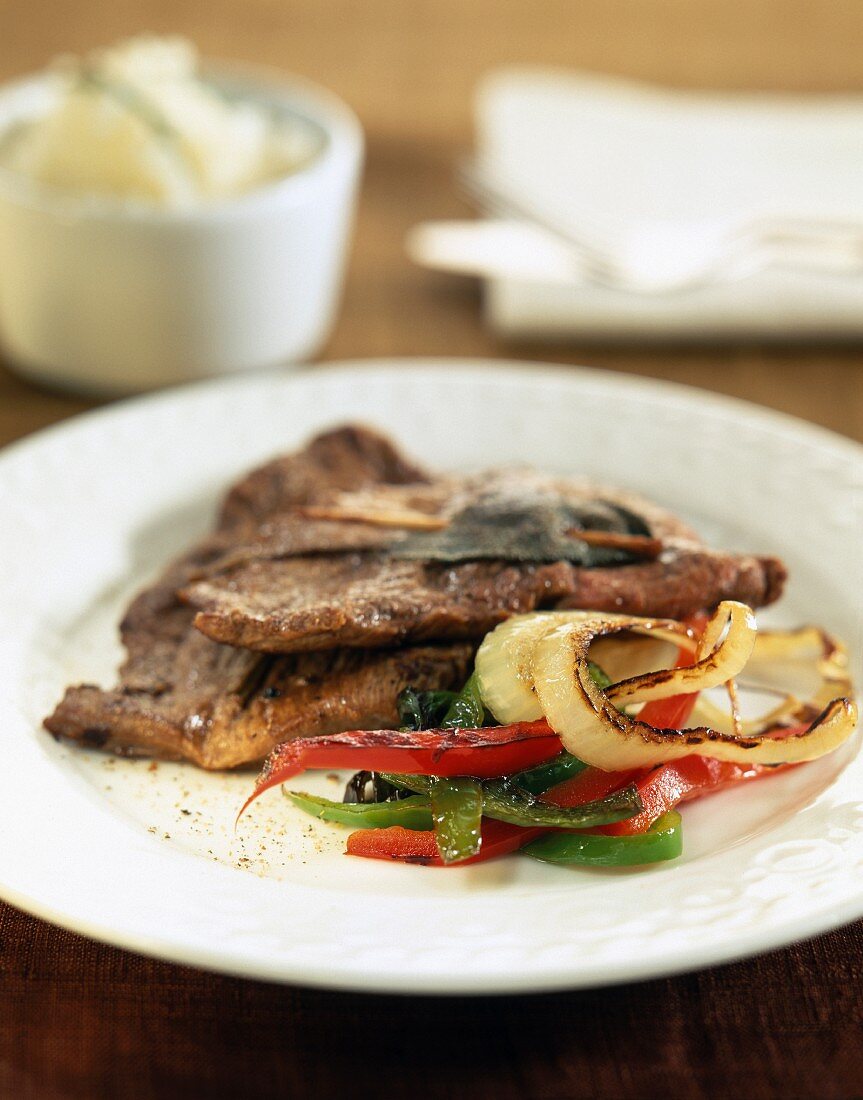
396,672,486,734
480,778,641,830
284,789,434,830
511,752,587,795
381,773,643,831
441,672,486,730
397,688,460,732
587,660,613,691
429,776,484,862
423,676,488,862
521,811,683,866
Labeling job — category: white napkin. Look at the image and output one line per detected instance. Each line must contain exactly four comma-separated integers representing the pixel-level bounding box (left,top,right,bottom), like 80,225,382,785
476,68,863,340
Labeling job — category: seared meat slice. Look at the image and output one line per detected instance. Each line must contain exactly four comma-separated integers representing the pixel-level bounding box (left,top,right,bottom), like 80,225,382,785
180,461,786,654
45,630,473,769
217,423,428,535
190,557,579,653
45,425,472,768
183,546,785,654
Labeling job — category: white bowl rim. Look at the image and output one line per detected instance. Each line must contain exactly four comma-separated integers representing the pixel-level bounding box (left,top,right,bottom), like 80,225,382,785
0,60,364,223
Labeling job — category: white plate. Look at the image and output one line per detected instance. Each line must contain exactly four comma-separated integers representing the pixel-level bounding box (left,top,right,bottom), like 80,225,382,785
1,360,860,994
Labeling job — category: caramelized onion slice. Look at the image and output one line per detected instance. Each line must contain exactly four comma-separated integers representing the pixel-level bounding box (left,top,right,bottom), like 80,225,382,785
690,624,854,736
605,602,757,707
531,608,857,770
475,610,687,723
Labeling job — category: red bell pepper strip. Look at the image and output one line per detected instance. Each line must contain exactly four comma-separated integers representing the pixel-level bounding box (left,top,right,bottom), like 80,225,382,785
541,751,783,835
540,765,639,808
346,819,545,866
240,720,562,819
636,691,700,731
544,723,804,835
600,756,770,835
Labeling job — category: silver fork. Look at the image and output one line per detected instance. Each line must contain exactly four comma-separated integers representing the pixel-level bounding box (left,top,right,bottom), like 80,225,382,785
457,157,863,294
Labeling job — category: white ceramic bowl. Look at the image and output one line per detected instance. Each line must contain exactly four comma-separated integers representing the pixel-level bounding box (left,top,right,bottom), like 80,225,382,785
0,66,363,392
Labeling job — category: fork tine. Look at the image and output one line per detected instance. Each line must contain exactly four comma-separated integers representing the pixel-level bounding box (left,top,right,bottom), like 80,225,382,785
456,156,623,287
455,155,863,293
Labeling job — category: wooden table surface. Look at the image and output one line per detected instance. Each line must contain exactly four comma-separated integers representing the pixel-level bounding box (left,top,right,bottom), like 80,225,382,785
1,4,862,1098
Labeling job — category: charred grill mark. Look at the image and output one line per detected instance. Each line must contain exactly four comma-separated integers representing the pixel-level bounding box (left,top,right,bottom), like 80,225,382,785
80,727,110,748
607,665,680,702
629,700,852,749
234,655,278,711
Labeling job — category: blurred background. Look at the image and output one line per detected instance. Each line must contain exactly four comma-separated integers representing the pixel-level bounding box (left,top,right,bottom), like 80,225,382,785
0,8,862,1097
0,0,861,439
9,0,863,137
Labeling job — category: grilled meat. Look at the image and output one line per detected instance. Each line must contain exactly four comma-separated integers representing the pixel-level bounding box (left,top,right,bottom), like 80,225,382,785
180,444,786,654
44,424,786,767
45,426,472,767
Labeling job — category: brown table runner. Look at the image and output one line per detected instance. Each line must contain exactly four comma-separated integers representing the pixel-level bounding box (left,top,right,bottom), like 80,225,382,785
2,902,861,1099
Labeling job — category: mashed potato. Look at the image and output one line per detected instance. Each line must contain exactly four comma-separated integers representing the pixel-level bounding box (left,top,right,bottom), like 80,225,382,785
0,36,320,206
